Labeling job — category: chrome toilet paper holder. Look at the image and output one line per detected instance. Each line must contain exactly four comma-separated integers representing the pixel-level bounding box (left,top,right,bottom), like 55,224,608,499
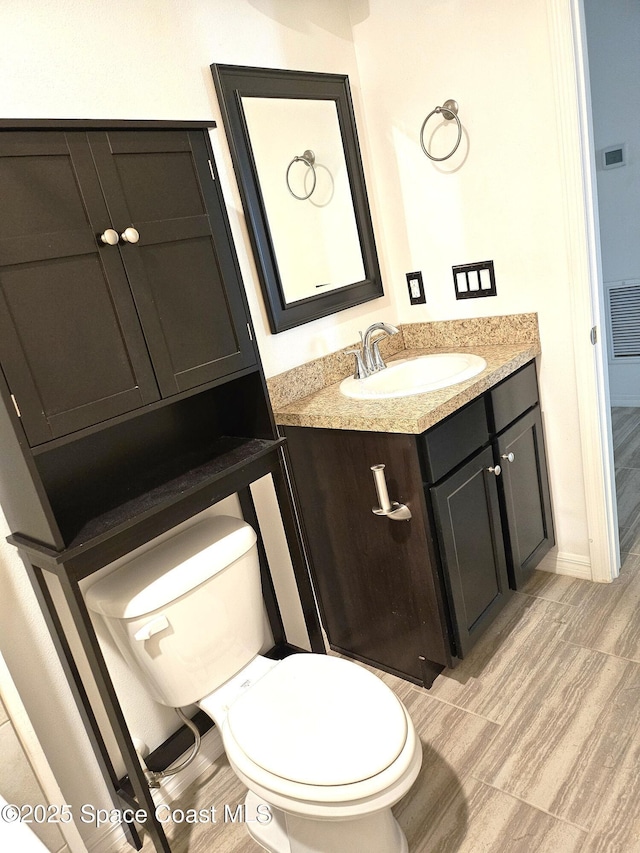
370,464,412,521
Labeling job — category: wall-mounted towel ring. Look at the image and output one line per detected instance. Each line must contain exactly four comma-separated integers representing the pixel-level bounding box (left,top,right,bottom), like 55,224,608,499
286,149,317,200
420,100,462,162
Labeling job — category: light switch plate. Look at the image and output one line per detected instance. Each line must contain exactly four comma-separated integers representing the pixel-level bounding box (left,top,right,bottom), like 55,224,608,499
452,260,496,299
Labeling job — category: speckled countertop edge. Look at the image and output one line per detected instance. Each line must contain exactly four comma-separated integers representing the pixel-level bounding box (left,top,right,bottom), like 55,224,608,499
273,343,540,434
268,314,540,435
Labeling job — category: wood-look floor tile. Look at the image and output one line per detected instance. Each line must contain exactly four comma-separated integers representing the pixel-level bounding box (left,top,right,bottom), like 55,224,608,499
619,524,640,555
563,553,640,662
393,691,499,845
615,467,640,528
611,406,640,452
580,715,640,853
410,776,586,853
427,593,573,724
123,758,256,853
614,442,640,470
520,568,594,606
613,409,640,468
475,640,640,830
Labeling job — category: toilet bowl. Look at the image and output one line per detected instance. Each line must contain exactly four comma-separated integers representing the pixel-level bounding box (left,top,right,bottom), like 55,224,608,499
200,653,421,853
85,515,421,852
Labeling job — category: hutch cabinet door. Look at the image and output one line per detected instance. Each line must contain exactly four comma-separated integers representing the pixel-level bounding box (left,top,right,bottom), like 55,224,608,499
496,406,554,589
0,131,160,446
430,446,510,657
87,130,256,396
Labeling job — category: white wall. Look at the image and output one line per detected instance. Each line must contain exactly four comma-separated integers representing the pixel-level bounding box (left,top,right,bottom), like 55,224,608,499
0,652,85,852
349,0,589,567
0,0,593,846
584,0,640,405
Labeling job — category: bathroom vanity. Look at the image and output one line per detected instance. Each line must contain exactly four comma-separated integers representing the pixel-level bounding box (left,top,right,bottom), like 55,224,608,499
274,326,554,687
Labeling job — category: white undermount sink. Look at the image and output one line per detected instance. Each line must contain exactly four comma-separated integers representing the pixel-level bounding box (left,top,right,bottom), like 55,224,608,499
339,352,487,400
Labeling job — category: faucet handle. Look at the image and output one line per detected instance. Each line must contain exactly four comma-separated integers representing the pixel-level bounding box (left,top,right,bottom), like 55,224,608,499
371,340,387,371
345,349,368,379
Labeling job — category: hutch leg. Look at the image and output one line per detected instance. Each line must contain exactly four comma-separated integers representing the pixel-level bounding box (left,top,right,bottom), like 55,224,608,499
273,447,325,653
25,561,143,851
56,572,172,853
238,486,286,647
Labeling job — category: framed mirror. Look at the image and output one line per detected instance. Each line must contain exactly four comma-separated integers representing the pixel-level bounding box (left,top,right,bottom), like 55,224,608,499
212,64,383,333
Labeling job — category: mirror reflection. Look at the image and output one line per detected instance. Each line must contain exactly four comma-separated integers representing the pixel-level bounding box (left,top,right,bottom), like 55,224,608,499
241,97,365,303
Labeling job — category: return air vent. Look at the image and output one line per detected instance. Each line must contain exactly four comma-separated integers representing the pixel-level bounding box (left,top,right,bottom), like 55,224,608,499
605,280,640,360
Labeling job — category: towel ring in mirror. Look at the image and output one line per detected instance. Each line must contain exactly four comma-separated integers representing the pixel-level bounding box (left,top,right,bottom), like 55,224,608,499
286,149,317,200
420,99,462,162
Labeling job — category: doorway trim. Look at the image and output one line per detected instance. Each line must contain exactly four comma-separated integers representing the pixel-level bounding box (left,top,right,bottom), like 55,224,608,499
546,0,619,583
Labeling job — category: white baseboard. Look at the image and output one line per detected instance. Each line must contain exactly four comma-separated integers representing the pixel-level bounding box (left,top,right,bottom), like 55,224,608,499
88,726,224,852
609,394,640,408
536,549,592,580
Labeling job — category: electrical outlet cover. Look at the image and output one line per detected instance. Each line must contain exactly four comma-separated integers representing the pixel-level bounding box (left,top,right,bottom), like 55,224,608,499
406,271,426,305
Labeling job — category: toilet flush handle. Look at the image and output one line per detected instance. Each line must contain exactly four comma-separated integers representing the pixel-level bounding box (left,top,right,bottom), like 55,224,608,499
134,614,170,642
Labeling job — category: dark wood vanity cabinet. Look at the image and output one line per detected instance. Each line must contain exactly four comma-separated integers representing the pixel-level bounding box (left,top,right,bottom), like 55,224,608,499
283,360,554,686
487,362,554,590
430,445,509,659
283,427,452,684
493,406,554,589
0,128,255,446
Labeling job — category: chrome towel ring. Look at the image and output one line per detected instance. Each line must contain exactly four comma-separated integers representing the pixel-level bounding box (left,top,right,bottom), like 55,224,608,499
286,149,317,200
420,100,462,162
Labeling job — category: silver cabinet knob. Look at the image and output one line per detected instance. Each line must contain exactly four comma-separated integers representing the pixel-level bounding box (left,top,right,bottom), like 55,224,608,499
99,228,119,246
120,227,140,244
501,452,515,463
487,465,502,476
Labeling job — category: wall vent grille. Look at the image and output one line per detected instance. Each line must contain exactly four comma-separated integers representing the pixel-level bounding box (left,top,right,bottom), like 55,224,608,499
606,280,640,360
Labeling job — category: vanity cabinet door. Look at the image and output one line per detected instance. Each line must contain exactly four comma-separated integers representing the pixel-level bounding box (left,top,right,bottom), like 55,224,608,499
496,406,554,589
284,425,453,685
430,446,510,658
87,130,256,396
0,131,161,446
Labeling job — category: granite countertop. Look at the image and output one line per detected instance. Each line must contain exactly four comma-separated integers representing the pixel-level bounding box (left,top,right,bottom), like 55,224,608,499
268,314,541,435
272,343,539,434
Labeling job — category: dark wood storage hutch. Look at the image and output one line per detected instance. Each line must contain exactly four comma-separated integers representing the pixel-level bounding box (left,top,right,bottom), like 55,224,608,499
0,119,323,852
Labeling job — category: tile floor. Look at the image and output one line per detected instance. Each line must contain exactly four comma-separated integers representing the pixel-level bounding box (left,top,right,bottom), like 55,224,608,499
119,413,640,851
613,407,640,555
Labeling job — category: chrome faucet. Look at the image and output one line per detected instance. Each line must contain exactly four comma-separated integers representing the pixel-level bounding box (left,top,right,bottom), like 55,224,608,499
347,322,400,379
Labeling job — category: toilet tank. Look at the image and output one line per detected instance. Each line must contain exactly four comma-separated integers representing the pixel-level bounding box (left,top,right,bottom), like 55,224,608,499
85,516,265,708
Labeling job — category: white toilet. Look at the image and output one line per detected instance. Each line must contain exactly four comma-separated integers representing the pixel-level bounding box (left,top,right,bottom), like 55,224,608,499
86,516,422,853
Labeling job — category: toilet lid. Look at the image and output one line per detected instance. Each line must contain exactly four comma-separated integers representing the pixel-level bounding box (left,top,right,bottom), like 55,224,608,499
226,655,408,787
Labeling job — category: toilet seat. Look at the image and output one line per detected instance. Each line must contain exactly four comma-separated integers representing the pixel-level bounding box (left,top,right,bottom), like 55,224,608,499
224,702,421,818
227,654,408,786
216,655,422,818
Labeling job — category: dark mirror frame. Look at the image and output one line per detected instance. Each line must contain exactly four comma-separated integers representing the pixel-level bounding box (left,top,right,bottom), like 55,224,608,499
211,64,383,334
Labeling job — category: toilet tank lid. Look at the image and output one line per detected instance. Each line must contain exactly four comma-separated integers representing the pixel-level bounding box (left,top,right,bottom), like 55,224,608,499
85,516,256,620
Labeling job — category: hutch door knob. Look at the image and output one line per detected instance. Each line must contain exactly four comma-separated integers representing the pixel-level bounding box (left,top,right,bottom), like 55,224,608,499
501,452,515,463
120,227,140,244
99,228,119,246
487,465,502,476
